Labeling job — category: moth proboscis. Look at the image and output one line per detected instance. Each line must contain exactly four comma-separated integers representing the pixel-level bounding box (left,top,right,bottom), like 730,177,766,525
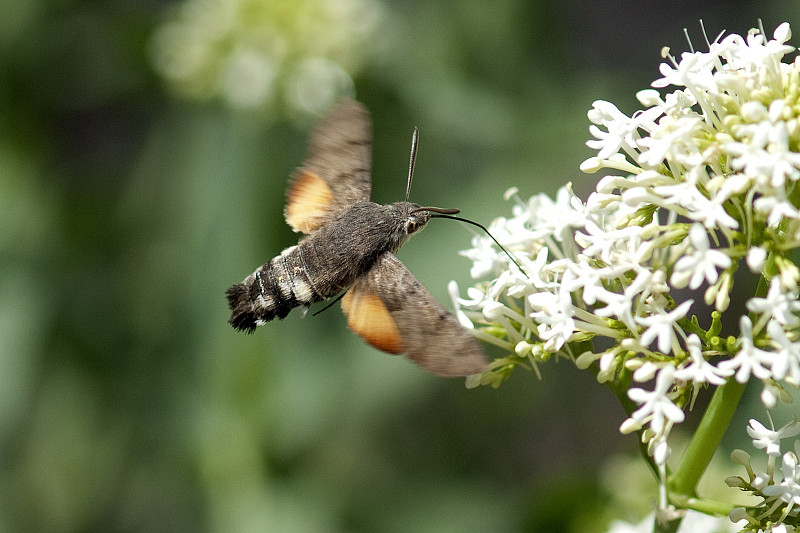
226,97,490,377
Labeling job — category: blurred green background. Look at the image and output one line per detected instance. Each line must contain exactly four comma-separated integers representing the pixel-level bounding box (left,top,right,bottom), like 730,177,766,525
1,1,798,532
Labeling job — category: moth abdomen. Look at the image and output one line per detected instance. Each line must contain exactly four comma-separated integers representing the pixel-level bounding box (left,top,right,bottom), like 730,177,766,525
225,282,261,333
225,272,291,334
226,245,325,333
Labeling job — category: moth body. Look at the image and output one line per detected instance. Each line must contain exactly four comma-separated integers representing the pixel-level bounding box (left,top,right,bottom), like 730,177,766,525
226,201,430,333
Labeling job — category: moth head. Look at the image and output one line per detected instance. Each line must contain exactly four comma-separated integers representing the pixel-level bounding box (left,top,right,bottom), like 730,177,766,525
404,206,431,236
406,206,460,235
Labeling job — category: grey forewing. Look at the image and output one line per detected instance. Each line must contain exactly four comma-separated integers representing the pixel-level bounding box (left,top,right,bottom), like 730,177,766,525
300,98,372,213
362,253,489,376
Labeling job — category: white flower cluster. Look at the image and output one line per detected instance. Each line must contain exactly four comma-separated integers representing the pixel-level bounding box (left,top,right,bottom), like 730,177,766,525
728,419,800,530
453,21,800,471
150,0,380,114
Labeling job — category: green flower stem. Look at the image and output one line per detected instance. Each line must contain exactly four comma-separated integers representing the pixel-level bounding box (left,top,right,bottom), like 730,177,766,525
671,245,773,501
668,378,747,497
669,494,738,517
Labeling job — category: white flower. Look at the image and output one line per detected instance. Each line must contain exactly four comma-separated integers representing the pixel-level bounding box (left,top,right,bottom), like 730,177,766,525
670,224,732,290
726,100,800,189
586,100,644,160
746,278,800,328
461,226,513,279
576,221,643,264
717,316,773,383
448,281,476,329
628,366,685,437
761,380,783,409
524,187,588,243
754,194,800,228
762,450,800,508
684,190,741,231
674,334,732,385
635,300,693,354
747,418,800,457
767,319,800,384
651,49,716,93
746,247,768,273
637,115,704,168
528,287,576,352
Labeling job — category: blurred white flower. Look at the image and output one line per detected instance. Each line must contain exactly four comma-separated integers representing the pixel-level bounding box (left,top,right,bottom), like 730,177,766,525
150,0,380,115
605,510,742,533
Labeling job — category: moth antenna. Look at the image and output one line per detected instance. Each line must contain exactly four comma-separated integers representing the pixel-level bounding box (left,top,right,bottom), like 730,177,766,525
429,213,529,276
405,127,419,202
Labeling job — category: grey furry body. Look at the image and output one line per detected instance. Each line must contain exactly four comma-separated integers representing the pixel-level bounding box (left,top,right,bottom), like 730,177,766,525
226,201,429,332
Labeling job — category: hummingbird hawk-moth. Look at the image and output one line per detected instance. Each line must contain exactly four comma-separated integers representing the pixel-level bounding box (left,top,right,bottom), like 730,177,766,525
225,98,489,377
